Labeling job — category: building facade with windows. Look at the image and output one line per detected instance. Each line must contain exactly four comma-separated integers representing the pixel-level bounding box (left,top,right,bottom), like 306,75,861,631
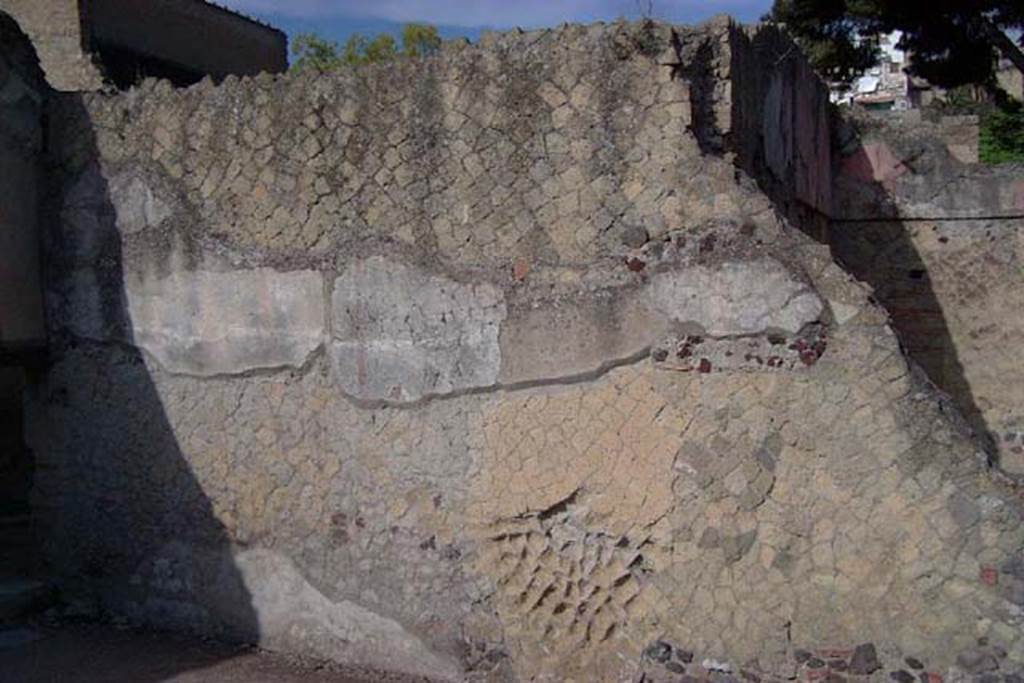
831,31,915,111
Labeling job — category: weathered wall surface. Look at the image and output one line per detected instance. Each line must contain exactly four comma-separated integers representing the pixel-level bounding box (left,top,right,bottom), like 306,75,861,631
26,18,1024,682
833,112,1024,476
728,23,833,231
0,12,46,354
0,0,104,91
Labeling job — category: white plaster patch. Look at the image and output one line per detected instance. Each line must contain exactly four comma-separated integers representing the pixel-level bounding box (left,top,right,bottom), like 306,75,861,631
125,268,324,376
58,268,326,375
645,259,823,335
330,257,506,402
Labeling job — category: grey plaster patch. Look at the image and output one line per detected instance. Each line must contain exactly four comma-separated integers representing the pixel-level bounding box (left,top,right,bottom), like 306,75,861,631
330,257,506,402
109,173,173,235
645,259,824,336
235,549,462,681
121,268,324,376
498,289,663,385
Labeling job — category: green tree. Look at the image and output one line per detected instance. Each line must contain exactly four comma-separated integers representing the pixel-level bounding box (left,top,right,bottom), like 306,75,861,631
291,33,344,72
341,33,399,65
340,34,368,66
291,24,443,72
769,0,1024,93
401,23,442,58
980,100,1024,163
364,33,398,63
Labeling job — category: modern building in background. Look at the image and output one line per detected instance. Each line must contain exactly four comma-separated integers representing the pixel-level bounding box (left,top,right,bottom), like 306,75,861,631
0,0,287,91
831,30,1024,110
831,32,916,111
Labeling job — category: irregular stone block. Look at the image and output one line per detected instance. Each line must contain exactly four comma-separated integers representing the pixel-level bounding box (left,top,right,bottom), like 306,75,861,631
109,173,173,235
330,257,506,402
849,643,881,675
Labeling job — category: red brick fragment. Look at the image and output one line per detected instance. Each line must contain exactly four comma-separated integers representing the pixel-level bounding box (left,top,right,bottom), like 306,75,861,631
980,566,998,586
512,258,530,281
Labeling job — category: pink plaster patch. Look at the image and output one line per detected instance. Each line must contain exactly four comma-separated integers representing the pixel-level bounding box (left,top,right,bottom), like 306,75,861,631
840,142,908,190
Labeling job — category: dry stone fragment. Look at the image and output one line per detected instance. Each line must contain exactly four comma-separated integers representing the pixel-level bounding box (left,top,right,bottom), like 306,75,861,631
850,643,881,674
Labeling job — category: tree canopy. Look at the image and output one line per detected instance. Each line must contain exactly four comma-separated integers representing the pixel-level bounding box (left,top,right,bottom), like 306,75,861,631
769,0,1024,92
291,23,443,72
401,23,443,59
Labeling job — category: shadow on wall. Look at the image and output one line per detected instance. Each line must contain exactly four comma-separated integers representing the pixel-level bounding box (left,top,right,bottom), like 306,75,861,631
711,20,998,464
828,128,998,458
0,12,260,680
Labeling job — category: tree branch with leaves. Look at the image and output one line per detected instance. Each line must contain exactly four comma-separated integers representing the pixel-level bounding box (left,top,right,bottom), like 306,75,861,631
291,23,443,72
769,0,1024,94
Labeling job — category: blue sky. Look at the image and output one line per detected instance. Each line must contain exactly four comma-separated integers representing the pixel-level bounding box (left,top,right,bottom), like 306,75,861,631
216,1,774,58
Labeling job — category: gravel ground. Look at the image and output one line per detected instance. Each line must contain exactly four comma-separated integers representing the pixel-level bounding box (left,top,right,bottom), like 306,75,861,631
0,622,435,683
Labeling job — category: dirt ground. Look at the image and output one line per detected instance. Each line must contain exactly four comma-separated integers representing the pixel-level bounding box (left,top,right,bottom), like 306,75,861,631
0,622,435,683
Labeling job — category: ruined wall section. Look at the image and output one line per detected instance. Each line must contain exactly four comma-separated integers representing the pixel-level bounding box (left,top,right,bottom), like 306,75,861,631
0,11,47,355
723,21,833,235
0,0,104,91
30,20,1024,682
51,22,774,271
833,112,1024,476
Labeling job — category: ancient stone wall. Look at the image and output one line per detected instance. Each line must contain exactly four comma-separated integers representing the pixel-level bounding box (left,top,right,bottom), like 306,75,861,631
728,23,833,233
833,111,1024,477
0,11,46,355
24,18,1024,682
0,0,104,91
0,0,286,91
